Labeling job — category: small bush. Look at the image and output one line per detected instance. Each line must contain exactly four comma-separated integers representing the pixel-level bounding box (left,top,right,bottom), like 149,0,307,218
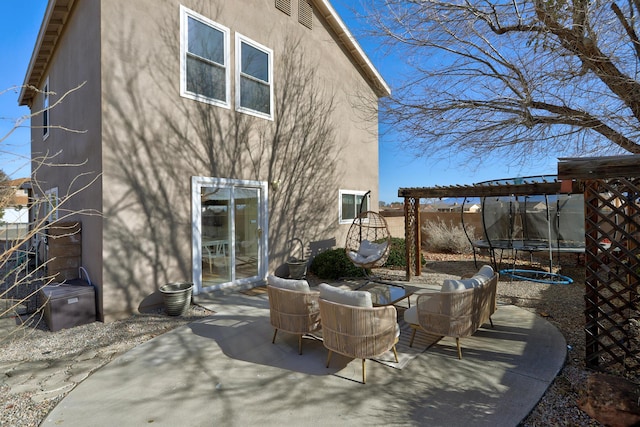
309,248,365,279
384,237,426,268
423,220,475,254
384,238,405,267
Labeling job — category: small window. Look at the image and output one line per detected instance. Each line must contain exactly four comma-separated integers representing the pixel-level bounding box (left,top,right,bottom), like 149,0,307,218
236,34,273,120
180,6,230,107
44,187,58,221
276,0,291,15
298,0,313,29
43,77,49,140
340,190,370,224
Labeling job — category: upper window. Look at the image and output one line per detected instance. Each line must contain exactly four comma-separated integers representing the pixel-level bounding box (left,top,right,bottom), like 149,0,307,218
180,6,230,107
236,34,273,120
339,190,370,224
43,77,49,140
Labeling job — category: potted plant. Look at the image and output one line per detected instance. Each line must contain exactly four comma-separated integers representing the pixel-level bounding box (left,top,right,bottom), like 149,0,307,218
159,282,193,316
286,238,307,279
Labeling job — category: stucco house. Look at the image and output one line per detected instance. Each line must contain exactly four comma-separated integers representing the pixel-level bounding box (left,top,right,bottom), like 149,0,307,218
18,0,389,322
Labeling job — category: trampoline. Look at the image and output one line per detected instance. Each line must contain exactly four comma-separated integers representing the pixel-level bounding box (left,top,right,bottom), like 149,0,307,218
462,175,585,284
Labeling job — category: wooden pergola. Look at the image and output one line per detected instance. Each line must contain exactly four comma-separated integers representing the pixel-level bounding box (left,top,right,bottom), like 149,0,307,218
399,154,640,375
398,176,582,279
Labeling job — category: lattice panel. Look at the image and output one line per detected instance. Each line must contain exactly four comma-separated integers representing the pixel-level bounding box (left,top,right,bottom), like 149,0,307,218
404,197,419,279
584,178,640,376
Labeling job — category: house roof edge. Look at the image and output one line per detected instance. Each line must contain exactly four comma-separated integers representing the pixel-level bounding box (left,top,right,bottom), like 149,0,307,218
18,0,76,107
18,0,391,107
314,0,391,98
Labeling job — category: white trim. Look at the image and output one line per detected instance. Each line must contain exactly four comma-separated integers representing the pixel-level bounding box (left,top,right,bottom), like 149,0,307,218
314,0,390,97
235,33,274,121
179,5,231,108
191,176,269,294
339,189,370,224
43,76,49,141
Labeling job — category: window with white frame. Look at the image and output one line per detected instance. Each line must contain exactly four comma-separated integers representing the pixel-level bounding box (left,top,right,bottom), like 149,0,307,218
44,187,58,221
236,33,273,119
339,190,369,224
180,6,230,107
43,77,49,139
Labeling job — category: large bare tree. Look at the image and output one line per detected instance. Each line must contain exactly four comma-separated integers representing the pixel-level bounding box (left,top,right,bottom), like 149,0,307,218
362,0,640,163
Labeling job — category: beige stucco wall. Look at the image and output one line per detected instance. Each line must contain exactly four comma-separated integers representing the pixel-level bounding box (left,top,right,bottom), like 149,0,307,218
29,1,105,318
32,0,382,321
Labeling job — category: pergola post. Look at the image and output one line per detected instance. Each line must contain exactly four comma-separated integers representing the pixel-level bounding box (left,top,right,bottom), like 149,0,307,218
403,196,420,280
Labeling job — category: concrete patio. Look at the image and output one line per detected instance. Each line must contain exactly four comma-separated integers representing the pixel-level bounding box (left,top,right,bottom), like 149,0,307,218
42,288,566,426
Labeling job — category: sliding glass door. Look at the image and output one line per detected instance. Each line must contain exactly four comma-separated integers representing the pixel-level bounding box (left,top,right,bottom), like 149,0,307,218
192,177,268,293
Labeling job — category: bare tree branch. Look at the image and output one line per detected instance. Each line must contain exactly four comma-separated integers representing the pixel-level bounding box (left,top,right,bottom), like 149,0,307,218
362,0,640,162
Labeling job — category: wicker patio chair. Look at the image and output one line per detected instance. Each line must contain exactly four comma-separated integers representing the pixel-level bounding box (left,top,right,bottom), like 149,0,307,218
405,267,498,359
266,276,320,355
318,296,399,384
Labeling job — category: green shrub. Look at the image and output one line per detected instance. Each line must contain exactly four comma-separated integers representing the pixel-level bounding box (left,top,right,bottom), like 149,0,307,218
309,248,365,279
384,237,426,268
384,237,407,267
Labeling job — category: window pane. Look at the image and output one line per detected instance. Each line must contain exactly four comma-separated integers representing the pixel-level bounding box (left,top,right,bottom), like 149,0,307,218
355,195,368,213
240,77,270,114
188,17,224,65
187,56,226,101
341,194,355,221
241,42,269,82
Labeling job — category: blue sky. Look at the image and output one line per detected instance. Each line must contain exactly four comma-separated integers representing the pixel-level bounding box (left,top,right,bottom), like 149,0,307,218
0,1,558,203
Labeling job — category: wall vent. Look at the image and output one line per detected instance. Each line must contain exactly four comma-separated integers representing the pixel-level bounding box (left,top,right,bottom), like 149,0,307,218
298,0,313,29
275,0,292,16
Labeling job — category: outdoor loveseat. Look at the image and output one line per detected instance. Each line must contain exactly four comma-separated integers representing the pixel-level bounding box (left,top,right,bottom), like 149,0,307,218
404,265,498,359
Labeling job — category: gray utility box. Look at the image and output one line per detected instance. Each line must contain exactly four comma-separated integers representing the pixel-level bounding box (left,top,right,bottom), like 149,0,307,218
40,280,96,332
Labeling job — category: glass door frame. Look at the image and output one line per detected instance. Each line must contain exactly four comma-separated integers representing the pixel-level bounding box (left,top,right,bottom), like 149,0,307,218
191,176,269,294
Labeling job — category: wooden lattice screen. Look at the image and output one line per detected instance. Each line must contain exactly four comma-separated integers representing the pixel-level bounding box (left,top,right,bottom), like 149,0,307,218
584,177,640,373
403,197,420,280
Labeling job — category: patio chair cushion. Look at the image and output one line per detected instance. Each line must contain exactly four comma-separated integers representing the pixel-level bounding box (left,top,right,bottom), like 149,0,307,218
347,240,388,265
317,283,373,308
441,277,483,292
440,265,494,292
267,275,311,293
404,305,419,325
474,265,495,281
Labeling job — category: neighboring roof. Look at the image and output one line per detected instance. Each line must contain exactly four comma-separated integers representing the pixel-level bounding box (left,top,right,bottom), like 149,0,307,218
3,178,30,188
19,0,390,107
0,178,30,206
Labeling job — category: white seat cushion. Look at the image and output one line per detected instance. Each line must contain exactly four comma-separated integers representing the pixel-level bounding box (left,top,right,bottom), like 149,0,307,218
404,305,418,324
474,265,494,281
441,277,484,292
318,283,373,308
267,275,310,292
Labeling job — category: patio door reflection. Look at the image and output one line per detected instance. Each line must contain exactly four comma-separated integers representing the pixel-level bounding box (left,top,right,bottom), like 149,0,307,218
197,178,266,291
201,187,231,287
234,188,260,280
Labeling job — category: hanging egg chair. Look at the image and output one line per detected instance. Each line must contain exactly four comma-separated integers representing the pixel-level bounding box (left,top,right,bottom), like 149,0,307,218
345,210,392,270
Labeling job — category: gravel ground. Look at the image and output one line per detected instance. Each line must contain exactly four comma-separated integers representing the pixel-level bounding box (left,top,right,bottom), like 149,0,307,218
0,252,607,426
